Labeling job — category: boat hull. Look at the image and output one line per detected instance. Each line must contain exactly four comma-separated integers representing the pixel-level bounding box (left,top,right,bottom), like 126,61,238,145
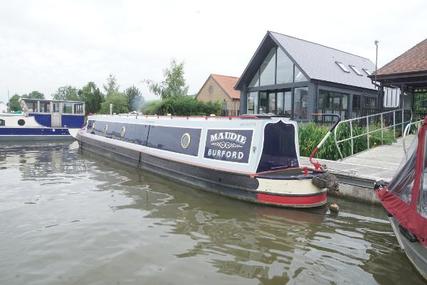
389,217,427,280
0,128,74,141
78,132,327,208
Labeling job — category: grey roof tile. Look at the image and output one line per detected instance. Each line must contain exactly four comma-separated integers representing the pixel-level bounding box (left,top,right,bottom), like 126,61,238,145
269,31,377,90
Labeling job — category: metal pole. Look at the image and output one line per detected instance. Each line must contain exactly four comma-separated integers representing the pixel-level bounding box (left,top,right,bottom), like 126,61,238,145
393,111,396,138
110,103,113,115
380,113,384,144
350,120,354,155
367,116,370,149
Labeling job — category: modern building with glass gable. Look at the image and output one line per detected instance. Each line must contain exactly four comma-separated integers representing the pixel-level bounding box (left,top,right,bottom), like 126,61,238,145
235,31,379,121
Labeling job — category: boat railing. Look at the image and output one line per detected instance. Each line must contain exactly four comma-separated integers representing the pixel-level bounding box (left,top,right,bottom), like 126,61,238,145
333,109,413,160
107,113,289,121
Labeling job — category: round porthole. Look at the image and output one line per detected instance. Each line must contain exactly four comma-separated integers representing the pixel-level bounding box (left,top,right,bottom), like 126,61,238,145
103,124,108,134
181,133,191,149
18,119,26,126
121,126,126,138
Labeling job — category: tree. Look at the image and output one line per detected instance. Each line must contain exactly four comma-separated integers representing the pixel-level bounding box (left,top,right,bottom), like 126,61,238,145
53,86,80,101
78,82,104,114
145,59,189,99
9,94,21,112
103,74,120,97
125,85,144,111
22,91,45,99
100,94,129,114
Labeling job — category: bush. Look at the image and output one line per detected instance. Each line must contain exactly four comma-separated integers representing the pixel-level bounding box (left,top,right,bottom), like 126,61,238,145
299,122,396,160
100,94,129,114
143,96,221,116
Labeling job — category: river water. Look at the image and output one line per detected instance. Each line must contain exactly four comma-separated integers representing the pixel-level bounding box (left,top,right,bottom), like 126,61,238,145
0,141,424,285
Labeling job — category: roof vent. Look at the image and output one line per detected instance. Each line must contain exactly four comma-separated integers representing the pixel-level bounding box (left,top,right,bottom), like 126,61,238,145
335,61,350,73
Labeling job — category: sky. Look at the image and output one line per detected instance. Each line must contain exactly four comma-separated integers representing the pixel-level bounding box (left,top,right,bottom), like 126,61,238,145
0,0,426,104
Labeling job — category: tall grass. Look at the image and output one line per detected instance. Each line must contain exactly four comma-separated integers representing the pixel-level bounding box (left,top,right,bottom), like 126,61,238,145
299,122,396,160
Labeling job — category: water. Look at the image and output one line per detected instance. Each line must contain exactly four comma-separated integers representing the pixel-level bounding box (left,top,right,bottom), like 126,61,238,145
0,141,424,285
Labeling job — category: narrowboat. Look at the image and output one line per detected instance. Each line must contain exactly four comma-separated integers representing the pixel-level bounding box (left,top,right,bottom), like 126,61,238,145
375,117,427,280
0,98,85,141
77,114,335,208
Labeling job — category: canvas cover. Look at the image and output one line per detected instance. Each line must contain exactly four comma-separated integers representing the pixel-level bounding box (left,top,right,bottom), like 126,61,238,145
376,118,427,246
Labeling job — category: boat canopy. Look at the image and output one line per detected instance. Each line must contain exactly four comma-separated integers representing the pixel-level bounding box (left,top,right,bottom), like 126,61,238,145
377,117,427,245
20,98,85,115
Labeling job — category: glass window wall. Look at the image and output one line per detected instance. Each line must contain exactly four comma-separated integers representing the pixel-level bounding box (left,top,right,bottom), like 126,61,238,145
247,92,258,114
294,87,308,120
276,48,293,84
259,48,276,86
317,90,349,119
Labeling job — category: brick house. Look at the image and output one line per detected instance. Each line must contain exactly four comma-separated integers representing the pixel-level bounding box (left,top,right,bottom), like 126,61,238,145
196,74,240,116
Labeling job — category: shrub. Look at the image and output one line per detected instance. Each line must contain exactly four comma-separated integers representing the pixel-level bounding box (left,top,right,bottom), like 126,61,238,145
299,122,396,160
143,96,221,116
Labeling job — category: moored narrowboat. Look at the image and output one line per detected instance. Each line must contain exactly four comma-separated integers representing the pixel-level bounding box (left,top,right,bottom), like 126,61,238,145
0,98,85,141
374,117,427,280
77,114,333,208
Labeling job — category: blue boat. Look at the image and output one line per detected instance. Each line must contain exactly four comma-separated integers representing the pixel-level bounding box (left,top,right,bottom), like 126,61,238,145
0,99,85,141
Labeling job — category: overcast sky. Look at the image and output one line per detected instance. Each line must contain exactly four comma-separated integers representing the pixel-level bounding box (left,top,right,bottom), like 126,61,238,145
1,0,426,103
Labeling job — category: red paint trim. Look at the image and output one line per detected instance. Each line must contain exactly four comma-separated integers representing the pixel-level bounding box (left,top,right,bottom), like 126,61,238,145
257,192,327,207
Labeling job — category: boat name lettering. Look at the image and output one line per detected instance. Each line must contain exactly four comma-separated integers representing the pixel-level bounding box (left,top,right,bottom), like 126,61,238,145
204,129,252,163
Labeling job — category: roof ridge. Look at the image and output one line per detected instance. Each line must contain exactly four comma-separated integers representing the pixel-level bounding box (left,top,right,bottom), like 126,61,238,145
211,73,239,79
268,31,372,62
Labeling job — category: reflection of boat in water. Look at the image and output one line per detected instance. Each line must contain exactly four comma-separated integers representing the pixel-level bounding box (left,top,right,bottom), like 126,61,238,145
0,99,85,141
375,117,427,280
77,114,334,208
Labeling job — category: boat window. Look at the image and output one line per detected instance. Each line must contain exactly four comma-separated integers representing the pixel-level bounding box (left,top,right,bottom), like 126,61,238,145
74,104,84,114
0,119,4,126
122,124,145,144
27,101,38,113
40,102,50,113
53,103,60,113
257,121,299,172
63,103,73,114
18,119,26,126
418,132,427,217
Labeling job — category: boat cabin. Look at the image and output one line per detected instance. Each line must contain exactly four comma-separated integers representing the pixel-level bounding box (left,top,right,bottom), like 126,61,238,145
20,98,85,128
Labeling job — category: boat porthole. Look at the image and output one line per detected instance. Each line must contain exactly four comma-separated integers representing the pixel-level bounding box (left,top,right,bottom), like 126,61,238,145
181,133,191,149
104,124,108,134
121,126,126,138
18,119,26,126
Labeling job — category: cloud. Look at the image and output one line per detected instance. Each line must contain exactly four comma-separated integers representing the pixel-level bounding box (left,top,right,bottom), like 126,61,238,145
0,0,426,103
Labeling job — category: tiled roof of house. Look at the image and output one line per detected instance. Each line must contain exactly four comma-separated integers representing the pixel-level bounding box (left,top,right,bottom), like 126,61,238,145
375,38,427,76
211,74,240,100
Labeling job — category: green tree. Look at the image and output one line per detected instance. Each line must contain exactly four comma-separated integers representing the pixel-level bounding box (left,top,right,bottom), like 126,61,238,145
78,82,104,114
53,86,80,101
100,94,129,114
22,91,45,99
125,85,144,111
103,74,120,97
145,59,189,99
9,94,21,112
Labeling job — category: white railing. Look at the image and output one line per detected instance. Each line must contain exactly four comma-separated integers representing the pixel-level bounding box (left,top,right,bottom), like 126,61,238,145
333,109,413,160
402,119,423,158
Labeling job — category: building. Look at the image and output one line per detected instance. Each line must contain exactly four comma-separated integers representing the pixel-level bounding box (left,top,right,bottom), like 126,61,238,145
196,74,240,116
373,38,427,118
235,31,379,121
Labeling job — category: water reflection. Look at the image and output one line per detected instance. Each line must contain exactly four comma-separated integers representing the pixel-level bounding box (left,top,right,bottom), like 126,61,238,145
0,144,424,285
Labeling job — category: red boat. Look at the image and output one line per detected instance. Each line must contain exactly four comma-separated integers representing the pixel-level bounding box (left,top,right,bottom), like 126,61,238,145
375,117,427,280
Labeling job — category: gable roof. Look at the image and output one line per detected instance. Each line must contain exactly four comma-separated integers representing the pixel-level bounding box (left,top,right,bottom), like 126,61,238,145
207,74,240,100
375,38,427,76
236,31,376,91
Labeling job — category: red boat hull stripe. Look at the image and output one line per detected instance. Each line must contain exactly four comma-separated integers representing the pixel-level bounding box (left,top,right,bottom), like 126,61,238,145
257,192,327,206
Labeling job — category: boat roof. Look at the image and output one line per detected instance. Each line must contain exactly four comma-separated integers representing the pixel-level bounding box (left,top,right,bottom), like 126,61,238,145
91,114,295,122
21,98,84,104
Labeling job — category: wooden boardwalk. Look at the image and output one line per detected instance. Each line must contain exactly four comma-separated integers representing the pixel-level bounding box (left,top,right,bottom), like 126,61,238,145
300,135,416,203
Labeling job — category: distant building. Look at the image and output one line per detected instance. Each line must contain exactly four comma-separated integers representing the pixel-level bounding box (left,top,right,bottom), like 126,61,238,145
373,38,427,118
235,31,379,120
0,101,7,113
196,74,240,116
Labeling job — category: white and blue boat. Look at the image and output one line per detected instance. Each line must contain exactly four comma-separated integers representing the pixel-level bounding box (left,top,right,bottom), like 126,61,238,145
76,114,336,208
0,98,85,141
